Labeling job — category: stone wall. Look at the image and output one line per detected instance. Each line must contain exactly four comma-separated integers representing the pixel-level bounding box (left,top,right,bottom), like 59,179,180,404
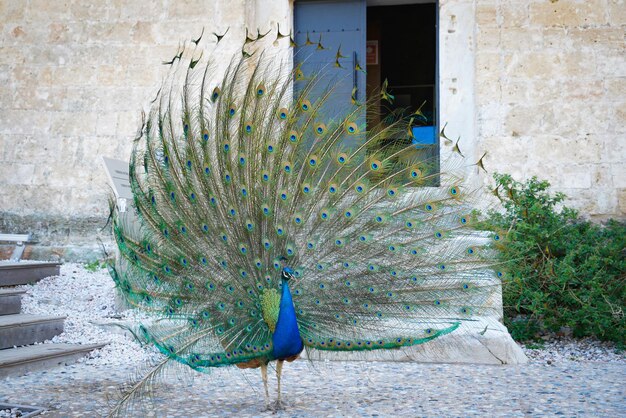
0,0,623,260
0,0,289,260
473,0,625,218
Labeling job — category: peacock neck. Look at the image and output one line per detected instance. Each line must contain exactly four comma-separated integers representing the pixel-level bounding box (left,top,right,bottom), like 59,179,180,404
271,278,303,360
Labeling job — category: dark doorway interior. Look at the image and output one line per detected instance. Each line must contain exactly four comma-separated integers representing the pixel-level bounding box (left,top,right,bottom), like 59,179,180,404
366,3,437,126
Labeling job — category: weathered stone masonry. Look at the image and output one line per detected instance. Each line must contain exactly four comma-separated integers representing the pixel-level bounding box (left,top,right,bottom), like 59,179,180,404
0,0,623,260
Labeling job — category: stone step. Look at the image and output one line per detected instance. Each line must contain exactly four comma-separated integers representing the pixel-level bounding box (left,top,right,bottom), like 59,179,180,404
0,314,65,349
0,289,25,316
0,343,106,378
0,261,61,287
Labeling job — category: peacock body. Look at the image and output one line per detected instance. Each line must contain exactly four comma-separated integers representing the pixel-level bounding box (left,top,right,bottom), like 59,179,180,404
108,25,503,412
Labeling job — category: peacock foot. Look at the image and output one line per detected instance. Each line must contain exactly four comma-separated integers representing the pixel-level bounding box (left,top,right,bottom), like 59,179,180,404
272,400,286,412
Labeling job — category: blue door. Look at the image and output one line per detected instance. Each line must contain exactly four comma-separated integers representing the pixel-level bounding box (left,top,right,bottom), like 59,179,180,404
294,0,366,121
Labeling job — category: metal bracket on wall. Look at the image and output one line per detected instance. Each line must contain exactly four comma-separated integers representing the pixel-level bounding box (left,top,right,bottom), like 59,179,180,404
0,233,32,261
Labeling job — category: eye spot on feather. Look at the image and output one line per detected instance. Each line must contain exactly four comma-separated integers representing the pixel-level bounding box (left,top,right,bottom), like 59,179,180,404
267,144,274,153
435,231,443,238
300,100,311,111
345,122,358,134
244,123,253,134
278,108,288,119
289,130,299,142
211,87,220,102
315,123,326,135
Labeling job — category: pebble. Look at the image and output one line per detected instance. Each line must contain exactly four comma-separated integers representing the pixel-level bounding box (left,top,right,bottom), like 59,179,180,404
1,263,623,417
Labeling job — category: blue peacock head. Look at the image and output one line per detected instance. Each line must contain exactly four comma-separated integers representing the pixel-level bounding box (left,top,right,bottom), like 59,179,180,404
279,256,293,281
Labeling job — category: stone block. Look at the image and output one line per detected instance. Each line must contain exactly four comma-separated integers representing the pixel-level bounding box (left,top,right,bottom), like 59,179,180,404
130,21,155,44
476,3,498,27
117,0,166,21
611,163,626,188
50,112,97,136
608,0,626,25
529,0,608,27
618,189,626,214
0,163,35,185
500,28,543,51
0,110,51,135
69,1,111,20
504,105,542,136
500,80,529,104
27,0,71,21
96,112,118,136
0,0,25,21
476,27,500,51
501,3,529,28
604,78,626,102
592,164,613,188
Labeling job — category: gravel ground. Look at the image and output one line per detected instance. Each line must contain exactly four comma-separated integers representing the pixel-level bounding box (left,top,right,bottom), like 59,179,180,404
1,263,624,417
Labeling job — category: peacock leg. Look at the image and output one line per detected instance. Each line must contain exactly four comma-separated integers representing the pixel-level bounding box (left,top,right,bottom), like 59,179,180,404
260,363,270,410
275,359,285,410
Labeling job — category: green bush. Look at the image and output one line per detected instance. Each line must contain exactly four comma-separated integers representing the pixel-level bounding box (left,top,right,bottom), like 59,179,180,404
482,173,625,344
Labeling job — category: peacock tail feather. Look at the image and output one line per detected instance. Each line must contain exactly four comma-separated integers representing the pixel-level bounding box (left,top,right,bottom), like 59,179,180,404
109,25,503,378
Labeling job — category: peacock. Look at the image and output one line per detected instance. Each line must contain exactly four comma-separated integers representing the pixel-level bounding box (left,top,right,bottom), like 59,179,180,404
107,24,503,414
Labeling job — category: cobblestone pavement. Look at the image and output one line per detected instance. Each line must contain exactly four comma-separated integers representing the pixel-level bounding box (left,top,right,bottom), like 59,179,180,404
2,359,624,417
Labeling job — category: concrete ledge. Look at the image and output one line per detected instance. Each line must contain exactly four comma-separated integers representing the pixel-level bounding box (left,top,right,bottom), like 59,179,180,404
0,261,61,286
0,343,106,378
0,314,66,349
0,289,25,316
304,320,528,365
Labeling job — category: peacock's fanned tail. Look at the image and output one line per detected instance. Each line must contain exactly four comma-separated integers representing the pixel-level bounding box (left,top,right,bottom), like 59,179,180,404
110,26,504,375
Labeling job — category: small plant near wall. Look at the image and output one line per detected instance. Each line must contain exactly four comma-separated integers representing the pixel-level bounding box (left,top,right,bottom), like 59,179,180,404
480,173,625,345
